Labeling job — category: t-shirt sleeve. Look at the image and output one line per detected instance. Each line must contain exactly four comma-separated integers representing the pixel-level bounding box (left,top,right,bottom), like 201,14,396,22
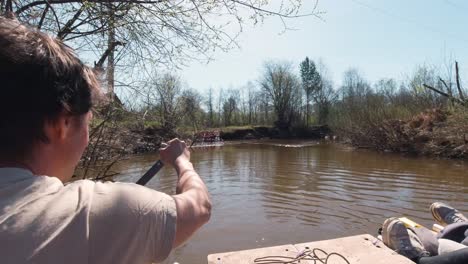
87,181,177,264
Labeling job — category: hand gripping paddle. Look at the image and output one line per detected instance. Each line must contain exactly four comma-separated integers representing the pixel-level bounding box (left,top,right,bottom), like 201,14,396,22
136,138,195,186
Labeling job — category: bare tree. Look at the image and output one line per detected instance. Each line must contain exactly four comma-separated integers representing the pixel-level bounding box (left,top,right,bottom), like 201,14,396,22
375,78,398,104
407,65,444,108
5,0,321,99
180,89,203,131
257,89,271,125
217,88,224,127
206,88,214,127
314,61,336,124
341,68,371,101
422,62,468,108
222,89,239,126
260,61,301,129
246,81,257,124
154,73,182,134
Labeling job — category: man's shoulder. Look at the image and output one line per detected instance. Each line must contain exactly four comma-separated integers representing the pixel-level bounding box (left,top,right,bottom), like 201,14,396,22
67,179,166,195
66,180,176,213
89,181,175,208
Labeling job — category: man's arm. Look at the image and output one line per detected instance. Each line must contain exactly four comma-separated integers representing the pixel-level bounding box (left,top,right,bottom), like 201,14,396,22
159,139,212,248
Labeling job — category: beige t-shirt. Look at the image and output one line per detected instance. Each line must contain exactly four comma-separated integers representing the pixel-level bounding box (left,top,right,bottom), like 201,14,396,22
0,168,177,264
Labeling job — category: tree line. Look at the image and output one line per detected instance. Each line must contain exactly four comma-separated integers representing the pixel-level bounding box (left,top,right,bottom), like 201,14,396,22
123,58,466,137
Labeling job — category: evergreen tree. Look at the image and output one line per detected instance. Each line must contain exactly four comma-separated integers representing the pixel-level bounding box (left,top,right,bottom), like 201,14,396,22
300,57,321,126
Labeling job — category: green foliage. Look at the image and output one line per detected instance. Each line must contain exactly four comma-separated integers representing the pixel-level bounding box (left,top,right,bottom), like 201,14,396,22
300,57,322,99
300,57,322,126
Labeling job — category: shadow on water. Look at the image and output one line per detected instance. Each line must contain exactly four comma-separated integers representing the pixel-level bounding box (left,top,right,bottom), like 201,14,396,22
113,140,468,264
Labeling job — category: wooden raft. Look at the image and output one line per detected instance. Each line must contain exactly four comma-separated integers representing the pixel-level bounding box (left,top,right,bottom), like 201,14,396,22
207,234,415,264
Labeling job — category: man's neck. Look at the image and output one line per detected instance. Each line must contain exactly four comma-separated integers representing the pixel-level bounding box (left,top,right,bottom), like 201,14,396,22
0,147,69,182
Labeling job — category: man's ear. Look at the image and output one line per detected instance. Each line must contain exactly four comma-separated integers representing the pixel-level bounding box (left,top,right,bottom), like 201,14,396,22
43,113,72,143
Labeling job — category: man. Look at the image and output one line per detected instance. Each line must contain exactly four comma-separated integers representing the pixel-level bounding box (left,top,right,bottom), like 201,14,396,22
0,16,211,263
382,202,468,264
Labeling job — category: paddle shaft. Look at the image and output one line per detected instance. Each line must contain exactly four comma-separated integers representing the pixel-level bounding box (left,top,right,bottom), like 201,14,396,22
136,160,164,185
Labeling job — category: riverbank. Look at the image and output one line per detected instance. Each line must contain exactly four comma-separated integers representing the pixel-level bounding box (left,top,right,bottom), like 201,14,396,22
219,125,330,140
115,109,468,160
336,108,468,159
126,125,330,154
85,106,467,161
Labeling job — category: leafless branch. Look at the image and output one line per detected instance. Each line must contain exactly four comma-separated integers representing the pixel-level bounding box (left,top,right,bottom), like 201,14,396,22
57,3,86,39
94,41,124,68
37,4,48,29
439,77,452,97
423,84,465,106
15,0,165,14
455,61,465,100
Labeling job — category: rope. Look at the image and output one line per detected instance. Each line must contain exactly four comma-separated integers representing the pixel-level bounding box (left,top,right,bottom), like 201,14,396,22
253,248,351,264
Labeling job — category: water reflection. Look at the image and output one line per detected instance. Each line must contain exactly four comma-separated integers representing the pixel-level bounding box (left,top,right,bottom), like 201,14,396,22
113,140,468,264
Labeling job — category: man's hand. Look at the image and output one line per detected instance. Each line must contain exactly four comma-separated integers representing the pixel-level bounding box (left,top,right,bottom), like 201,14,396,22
159,138,190,167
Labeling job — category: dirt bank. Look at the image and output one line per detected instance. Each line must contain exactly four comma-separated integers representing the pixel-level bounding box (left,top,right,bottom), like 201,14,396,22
220,125,330,141
341,108,468,159
124,125,331,154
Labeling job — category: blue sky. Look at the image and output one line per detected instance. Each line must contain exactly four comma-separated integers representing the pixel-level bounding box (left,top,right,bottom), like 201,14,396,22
178,0,468,92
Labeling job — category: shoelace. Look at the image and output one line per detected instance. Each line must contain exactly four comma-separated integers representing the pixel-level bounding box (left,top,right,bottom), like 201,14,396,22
446,212,466,224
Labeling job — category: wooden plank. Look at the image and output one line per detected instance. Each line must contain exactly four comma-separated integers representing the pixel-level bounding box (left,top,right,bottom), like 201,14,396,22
207,234,415,264
293,234,415,264
207,244,299,264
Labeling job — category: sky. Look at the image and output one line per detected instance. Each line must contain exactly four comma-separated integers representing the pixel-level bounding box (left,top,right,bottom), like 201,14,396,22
177,0,468,93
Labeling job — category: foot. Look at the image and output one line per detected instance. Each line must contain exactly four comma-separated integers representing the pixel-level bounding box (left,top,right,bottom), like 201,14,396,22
430,202,468,226
382,217,430,260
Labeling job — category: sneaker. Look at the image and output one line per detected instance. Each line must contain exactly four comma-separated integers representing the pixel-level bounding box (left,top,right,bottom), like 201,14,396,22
430,202,468,226
382,217,430,260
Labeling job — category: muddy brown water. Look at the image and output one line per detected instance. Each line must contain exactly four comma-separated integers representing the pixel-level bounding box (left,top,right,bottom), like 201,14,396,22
113,140,468,264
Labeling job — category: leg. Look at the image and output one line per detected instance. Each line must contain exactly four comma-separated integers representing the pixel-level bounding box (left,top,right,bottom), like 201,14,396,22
430,202,467,227
438,239,467,255
438,222,468,245
411,227,439,256
382,218,430,261
418,248,468,264
431,202,468,245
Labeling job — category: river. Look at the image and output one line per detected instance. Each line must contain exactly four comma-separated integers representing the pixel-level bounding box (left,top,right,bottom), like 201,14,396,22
113,140,468,264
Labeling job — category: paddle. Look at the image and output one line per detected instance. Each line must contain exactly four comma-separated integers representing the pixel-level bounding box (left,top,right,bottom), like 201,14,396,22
136,159,164,185
135,138,197,186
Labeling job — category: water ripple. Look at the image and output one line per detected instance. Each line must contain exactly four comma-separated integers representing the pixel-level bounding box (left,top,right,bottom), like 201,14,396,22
113,141,468,264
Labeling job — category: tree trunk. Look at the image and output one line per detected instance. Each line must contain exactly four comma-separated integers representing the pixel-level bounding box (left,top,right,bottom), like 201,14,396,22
107,5,115,102
1,0,6,14
306,93,310,127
